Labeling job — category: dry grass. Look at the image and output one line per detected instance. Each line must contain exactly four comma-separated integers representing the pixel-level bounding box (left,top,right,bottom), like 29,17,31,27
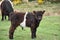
13,2,60,16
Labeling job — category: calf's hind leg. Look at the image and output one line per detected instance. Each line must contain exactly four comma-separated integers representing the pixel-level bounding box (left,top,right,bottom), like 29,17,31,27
9,24,18,40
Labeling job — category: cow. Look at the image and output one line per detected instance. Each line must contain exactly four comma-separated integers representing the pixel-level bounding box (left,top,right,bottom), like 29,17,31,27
9,10,45,40
0,0,13,21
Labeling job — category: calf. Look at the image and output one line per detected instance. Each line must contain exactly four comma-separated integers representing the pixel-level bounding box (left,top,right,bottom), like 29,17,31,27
9,10,45,40
0,0,13,21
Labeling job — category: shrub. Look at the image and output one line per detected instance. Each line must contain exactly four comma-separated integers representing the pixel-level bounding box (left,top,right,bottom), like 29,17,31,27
13,0,22,5
37,0,44,4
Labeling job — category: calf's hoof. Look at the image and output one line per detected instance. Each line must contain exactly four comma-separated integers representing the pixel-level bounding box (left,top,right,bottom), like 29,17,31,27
32,38,36,40
9,39,13,40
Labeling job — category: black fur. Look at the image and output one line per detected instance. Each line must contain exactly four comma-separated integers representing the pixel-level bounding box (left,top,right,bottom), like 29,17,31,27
9,10,45,39
1,0,13,21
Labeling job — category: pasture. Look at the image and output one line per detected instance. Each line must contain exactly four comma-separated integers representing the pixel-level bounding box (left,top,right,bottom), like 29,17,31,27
0,2,60,40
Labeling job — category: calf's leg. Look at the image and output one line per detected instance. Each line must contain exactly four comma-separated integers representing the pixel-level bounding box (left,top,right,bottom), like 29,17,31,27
9,24,18,40
31,26,37,39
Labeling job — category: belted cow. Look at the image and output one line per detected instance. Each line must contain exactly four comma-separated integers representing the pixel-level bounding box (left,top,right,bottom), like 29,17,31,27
9,10,45,40
0,0,13,21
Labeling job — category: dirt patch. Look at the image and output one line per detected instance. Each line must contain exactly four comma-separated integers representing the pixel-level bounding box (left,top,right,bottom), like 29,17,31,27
43,10,60,16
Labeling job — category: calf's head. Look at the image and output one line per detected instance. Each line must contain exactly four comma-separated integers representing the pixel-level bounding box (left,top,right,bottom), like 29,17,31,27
33,10,45,22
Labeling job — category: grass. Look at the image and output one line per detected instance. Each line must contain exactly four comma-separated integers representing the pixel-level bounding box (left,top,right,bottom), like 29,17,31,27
0,16,60,40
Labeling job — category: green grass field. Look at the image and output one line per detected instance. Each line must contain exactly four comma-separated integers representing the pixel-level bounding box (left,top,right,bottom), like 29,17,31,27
0,2,60,40
0,16,60,40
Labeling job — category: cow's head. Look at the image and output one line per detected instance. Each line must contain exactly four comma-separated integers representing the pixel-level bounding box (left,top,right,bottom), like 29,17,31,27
33,10,45,22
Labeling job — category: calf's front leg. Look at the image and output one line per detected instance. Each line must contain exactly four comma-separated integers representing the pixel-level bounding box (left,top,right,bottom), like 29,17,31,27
31,27,37,39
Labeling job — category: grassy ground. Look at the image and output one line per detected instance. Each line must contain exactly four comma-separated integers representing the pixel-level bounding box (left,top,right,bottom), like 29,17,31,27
0,16,60,40
0,2,60,40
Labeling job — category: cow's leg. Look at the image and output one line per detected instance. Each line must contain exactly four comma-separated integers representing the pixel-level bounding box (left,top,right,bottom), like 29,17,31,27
1,13,4,21
5,15,6,20
9,24,18,40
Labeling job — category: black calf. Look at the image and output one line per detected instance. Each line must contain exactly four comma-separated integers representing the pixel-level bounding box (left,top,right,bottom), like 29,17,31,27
9,10,45,40
0,0,13,21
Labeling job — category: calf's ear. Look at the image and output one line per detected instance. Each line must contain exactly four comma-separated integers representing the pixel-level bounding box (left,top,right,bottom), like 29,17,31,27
42,10,45,14
33,11,36,15
33,11,36,13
